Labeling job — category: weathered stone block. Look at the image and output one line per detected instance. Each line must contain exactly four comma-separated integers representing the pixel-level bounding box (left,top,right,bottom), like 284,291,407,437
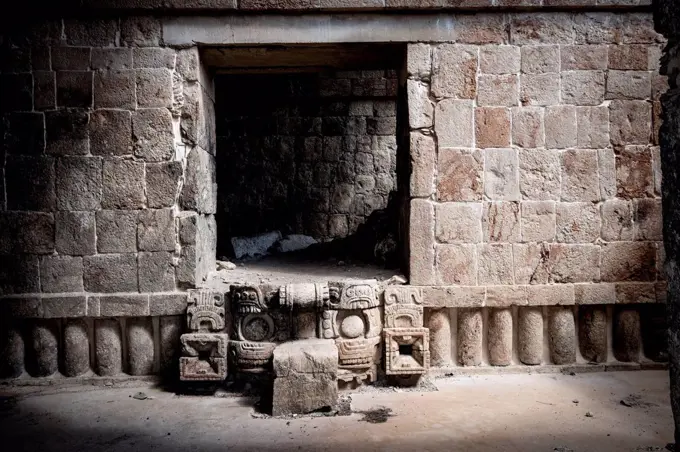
478,243,514,285
159,316,182,375
62,319,90,377
610,100,652,146
512,107,544,149
56,71,93,108
4,112,45,155
132,108,175,162
136,69,173,108
84,254,139,293
458,308,483,366
180,148,217,214
477,75,519,107
609,44,649,70
94,70,135,109
134,48,175,69
521,201,555,242
576,106,609,149
96,210,138,253
485,148,520,201
272,339,338,415
33,71,56,110
521,45,559,74
90,110,132,156
406,43,431,79
27,321,58,377
562,71,605,106
428,309,452,367
634,198,662,241
51,46,90,70
598,148,617,199
407,80,433,129
480,45,520,74
511,13,575,44
435,99,474,147
138,208,175,252
5,155,55,211
40,255,83,293
561,45,608,70
42,295,86,318
545,106,577,149
431,44,478,99
601,242,657,282
579,306,607,363
556,202,600,243
514,243,550,285
560,149,600,202
95,319,122,376
102,159,145,209
455,14,506,44
127,318,155,376
0,255,40,295
138,251,175,292
56,156,102,210
45,109,89,156
437,148,483,202
0,212,54,255
520,73,560,106
550,244,600,283
146,162,182,208
91,48,133,70
526,284,575,306
410,132,435,198
601,199,634,241
519,149,560,200
613,308,641,362
606,71,651,101
518,306,543,365
435,202,482,243
574,283,616,305
488,308,513,366
483,201,520,242
56,211,96,256
436,244,477,285
97,295,150,317
121,16,162,47
616,146,654,199
64,19,117,46
410,199,435,285
475,107,510,148
616,282,656,304
150,294,187,317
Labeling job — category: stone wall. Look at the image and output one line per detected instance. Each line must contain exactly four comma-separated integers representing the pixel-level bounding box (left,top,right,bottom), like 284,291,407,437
215,70,398,252
407,12,667,311
654,0,680,443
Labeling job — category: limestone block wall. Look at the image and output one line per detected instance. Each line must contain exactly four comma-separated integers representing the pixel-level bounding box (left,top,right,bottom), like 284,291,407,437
215,70,398,250
654,0,680,442
407,11,668,367
0,17,214,378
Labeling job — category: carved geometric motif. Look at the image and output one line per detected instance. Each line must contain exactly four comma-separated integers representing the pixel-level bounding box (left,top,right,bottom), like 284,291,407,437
186,289,225,332
384,327,430,375
179,332,229,381
229,341,277,372
384,286,424,328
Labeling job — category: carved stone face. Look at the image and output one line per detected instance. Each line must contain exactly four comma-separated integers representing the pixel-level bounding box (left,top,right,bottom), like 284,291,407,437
231,286,267,314
186,290,226,333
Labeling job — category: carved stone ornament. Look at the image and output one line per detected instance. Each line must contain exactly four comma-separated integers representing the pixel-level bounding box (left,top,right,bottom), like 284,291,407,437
179,333,229,381
186,290,225,332
229,341,277,372
384,327,430,375
384,286,424,328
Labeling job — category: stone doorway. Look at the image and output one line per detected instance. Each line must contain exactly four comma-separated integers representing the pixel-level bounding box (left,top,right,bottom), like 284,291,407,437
204,44,409,289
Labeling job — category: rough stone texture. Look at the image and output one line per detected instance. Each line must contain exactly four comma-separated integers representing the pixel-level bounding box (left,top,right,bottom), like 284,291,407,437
488,308,513,366
411,133,436,198
96,210,138,253
84,254,138,293
548,307,576,364
475,107,510,148
521,201,555,242
90,110,132,156
55,211,96,256
478,244,514,285
457,308,482,366
95,319,122,376
601,242,657,282
435,99,474,148
28,321,58,377
519,149,561,200
62,319,90,377
518,307,543,365
437,148,483,202
613,308,641,362
45,109,89,155
436,244,477,286
428,309,452,367
138,209,175,252
159,316,182,375
273,339,338,416
138,252,175,292
483,202,520,242
102,159,145,209
432,44,477,99
556,202,600,243
127,317,155,376
435,202,482,243
40,256,83,293
410,199,435,285
0,325,24,378
578,306,608,363
56,157,102,210
132,108,174,162
485,148,520,201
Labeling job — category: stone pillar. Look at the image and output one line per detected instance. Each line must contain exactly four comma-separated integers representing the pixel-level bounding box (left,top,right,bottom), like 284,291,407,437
95,319,122,376
578,306,608,363
62,319,90,377
457,308,482,366
548,307,576,365
0,323,24,378
518,307,543,365
613,308,641,363
28,320,59,377
488,308,512,366
428,309,452,367
159,316,182,376
127,317,155,376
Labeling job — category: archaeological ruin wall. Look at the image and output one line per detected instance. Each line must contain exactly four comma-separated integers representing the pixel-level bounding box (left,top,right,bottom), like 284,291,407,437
0,0,671,415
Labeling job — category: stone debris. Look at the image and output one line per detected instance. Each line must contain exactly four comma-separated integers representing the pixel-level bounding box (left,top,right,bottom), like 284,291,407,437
272,235,318,253
231,231,282,259
357,407,393,424
382,274,408,285
216,260,236,271
620,394,657,408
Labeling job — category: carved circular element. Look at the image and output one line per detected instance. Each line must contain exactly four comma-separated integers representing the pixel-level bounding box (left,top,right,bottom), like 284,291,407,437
340,315,364,339
241,314,274,342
